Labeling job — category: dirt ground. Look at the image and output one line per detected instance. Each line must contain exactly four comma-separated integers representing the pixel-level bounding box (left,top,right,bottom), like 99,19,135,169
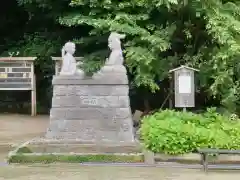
0,114,48,159
0,114,240,180
0,114,48,144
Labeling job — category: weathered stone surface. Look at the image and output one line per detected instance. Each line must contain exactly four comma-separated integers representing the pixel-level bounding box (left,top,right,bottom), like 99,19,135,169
50,108,131,120
93,65,127,79
52,74,128,85
53,85,129,96
27,138,141,153
45,131,134,142
46,69,135,143
47,118,131,132
100,65,127,73
52,95,130,108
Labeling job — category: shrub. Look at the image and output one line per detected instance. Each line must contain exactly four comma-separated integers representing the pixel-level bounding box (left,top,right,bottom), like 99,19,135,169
140,108,240,155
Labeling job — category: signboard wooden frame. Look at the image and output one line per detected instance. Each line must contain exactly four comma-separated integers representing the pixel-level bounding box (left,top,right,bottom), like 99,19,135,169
169,65,199,109
0,57,37,116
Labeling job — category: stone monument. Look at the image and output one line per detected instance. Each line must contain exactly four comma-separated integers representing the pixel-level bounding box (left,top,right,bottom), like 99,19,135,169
43,32,137,150
7,33,143,163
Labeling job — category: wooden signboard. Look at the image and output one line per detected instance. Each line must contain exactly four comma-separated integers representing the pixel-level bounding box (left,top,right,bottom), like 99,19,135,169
0,57,37,116
169,65,199,110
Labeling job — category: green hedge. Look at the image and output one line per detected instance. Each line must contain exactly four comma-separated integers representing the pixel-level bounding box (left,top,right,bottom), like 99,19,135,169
140,108,240,155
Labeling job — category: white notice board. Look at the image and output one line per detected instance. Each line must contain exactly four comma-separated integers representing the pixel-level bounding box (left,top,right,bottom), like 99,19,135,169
178,75,191,94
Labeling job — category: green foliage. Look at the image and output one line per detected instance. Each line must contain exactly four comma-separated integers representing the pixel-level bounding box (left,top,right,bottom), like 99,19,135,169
1,33,61,57
187,0,240,112
57,0,240,111
17,147,32,154
1,33,62,112
140,108,240,155
59,0,177,92
2,0,240,112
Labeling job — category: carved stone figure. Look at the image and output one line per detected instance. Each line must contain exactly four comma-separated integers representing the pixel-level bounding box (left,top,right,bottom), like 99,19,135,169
60,42,84,76
93,32,127,79
25,32,138,157
106,32,126,65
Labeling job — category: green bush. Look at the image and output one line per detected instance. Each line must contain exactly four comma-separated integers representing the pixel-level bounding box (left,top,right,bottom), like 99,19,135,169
140,108,240,155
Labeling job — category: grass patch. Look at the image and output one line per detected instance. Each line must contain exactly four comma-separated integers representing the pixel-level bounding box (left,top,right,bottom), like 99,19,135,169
8,153,144,164
16,147,32,154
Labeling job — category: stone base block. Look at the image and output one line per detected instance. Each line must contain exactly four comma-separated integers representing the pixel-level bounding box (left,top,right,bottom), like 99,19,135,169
7,138,144,164
47,73,135,143
8,153,144,164
26,138,142,154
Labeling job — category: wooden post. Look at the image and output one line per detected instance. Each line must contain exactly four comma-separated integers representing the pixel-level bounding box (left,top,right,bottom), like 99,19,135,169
202,153,208,173
169,77,173,109
143,149,155,164
31,63,37,116
55,61,60,75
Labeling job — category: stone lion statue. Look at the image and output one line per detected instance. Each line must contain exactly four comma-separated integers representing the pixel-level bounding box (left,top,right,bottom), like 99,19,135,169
106,32,126,65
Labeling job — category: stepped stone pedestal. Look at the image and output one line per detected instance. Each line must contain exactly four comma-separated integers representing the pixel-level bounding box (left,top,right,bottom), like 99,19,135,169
8,37,144,163
28,65,140,153
46,67,135,143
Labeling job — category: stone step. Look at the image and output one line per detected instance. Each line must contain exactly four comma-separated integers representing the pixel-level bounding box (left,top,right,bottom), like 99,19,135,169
47,119,133,132
27,140,141,154
50,107,132,120
45,130,134,142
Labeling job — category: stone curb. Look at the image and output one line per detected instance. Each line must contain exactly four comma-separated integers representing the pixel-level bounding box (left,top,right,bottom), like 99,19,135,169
8,152,144,164
7,139,145,164
8,140,240,165
6,139,34,163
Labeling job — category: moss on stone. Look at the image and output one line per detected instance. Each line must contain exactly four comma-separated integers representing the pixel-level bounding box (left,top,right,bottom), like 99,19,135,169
8,153,144,164
16,147,32,153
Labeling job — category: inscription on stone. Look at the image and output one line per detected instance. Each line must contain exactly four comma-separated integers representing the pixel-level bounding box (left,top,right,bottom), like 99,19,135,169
81,97,98,106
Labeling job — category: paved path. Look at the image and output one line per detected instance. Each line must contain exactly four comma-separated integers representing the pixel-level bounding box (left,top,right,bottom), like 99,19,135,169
0,114,240,179
0,164,240,180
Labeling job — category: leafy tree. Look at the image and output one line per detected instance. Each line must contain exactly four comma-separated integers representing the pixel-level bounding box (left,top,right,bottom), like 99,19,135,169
58,0,240,112
2,0,240,113
59,0,178,91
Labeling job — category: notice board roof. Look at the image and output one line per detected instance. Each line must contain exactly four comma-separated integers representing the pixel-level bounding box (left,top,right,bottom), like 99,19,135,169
169,65,199,73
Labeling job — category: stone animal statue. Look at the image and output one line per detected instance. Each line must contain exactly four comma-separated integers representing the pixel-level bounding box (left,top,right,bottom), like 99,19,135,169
92,32,127,79
60,42,84,76
106,32,126,65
